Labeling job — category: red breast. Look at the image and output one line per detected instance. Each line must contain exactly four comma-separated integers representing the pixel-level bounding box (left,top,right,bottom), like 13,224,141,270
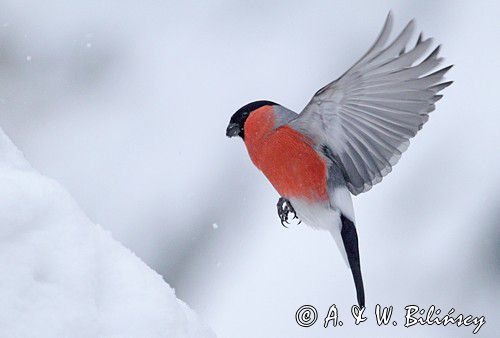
244,106,329,203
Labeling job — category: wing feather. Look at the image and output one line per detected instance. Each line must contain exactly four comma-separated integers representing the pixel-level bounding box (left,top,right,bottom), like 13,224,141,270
290,12,452,195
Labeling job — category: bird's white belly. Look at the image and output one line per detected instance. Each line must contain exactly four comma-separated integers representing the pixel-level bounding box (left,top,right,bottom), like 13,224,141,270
289,182,354,231
289,198,342,231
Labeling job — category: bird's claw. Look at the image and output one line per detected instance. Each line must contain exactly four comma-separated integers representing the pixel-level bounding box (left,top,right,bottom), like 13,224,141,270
277,197,301,227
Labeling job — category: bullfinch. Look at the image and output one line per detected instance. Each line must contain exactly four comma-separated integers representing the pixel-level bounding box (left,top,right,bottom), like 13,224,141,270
226,12,452,308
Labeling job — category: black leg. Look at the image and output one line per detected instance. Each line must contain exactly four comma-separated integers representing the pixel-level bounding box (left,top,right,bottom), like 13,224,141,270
276,197,301,227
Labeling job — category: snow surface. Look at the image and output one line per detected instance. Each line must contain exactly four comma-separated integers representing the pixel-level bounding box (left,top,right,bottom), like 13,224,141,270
0,129,214,338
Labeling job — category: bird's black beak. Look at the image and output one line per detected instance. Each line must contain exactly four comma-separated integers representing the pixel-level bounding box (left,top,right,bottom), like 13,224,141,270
226,123,241,138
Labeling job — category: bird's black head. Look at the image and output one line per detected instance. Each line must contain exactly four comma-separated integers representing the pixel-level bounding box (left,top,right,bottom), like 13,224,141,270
226,100,277,139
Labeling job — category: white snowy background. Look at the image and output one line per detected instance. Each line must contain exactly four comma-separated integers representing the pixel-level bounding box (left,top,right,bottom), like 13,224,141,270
0,0,498,337
0,130,214,337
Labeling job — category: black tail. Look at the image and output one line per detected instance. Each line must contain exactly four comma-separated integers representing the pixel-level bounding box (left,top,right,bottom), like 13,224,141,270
340,214,365,308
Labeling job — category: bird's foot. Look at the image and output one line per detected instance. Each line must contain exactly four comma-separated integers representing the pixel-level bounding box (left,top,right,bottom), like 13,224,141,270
277,197,301,227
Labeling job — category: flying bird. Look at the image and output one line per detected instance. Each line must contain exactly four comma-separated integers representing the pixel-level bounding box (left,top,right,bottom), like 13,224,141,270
226,12,452,308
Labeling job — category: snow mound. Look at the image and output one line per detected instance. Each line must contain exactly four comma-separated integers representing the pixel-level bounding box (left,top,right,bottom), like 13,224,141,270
0,129,214,338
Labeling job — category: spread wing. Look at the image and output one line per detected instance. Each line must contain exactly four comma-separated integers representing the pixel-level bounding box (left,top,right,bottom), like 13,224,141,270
290,12,452,195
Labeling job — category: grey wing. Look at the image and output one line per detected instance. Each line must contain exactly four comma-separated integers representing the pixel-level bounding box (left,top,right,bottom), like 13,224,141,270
290,12,452,195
